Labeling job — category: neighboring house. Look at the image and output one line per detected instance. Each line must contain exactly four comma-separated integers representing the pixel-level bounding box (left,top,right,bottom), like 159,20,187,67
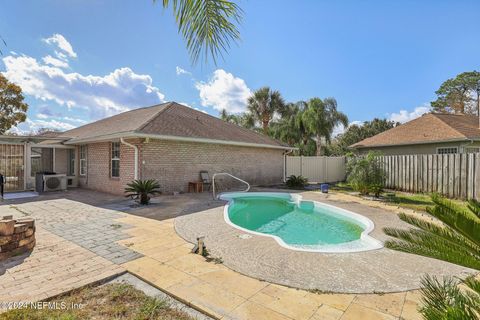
0,102,293,194
350,113,480,155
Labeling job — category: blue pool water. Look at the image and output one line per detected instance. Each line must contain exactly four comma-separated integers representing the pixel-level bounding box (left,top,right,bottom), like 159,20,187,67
220,192,382,252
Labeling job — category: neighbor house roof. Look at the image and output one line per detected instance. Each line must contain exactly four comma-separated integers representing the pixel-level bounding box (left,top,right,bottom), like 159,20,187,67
350,113,480,148
59,102,292,150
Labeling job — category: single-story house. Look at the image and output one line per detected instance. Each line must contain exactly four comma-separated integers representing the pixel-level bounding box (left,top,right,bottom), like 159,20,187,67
350,113,480,155
0,102,294,194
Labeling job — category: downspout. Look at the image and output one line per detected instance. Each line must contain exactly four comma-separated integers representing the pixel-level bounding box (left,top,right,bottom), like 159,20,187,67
120,138,138,180
283,149,294,182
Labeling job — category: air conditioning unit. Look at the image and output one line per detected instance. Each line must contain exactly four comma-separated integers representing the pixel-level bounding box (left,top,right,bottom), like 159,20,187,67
43,174,67,192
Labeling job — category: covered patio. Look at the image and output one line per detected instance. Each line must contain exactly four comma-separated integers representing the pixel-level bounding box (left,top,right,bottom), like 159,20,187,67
0,135,77,192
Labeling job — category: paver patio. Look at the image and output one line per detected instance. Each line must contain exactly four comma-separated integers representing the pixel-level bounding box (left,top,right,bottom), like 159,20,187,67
0,223,125,306
0,190,465,319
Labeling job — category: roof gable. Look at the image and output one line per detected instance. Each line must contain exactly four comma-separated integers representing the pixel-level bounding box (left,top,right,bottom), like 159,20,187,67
60,103,169,140
139,103,286,147
351,113,480,148
60,102,288,148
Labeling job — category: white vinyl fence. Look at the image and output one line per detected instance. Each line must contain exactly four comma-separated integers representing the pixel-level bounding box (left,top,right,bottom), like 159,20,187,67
379,153,480,200
285,156,346,183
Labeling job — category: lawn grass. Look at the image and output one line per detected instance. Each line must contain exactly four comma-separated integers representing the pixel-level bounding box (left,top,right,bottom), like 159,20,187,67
1,283,194,320
331,182,468,212
382,192,435,212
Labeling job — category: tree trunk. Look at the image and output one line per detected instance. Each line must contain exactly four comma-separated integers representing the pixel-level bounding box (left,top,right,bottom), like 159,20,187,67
262,120,269,133
315,135,322,156
262,113,270,133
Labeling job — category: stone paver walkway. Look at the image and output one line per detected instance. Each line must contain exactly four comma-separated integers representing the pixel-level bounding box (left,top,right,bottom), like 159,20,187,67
11,199,143,265
0,225,124,306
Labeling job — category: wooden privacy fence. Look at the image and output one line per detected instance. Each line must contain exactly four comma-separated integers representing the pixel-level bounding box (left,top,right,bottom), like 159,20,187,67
379,154,480,200
285,156,346,183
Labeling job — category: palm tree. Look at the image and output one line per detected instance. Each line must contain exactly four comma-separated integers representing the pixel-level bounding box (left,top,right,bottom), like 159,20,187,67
220,109,255,129
270,101,313,154
302,98,348,156
247,87,285,134
158,0,242,64
384,195,480,319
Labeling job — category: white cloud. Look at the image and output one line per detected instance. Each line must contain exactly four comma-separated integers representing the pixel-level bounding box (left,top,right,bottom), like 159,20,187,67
2,54,165,119
332,120,363,137
42,55,68,68
37,113,49,119
63,116,87,123
176,66,191,76
26,118,76,131
388,105,431,123
43,34,77,58
195,69,251,114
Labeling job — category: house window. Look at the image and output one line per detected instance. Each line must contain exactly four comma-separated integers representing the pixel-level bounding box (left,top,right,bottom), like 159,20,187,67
67,149,75,176
111,142,120,178
79,145,87,176
437,147,458,154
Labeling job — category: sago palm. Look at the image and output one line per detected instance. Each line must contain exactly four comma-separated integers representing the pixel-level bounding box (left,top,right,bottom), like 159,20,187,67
302,97,348,156
124,179,161,205
384,194,480,319
156,0,242,64
420,275,480,320
247,87,285,134
384,194,480,269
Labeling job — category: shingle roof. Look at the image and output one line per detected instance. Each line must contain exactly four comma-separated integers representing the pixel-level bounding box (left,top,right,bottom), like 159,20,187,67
60,102,289,148
58,103,170,141
350,113,480,148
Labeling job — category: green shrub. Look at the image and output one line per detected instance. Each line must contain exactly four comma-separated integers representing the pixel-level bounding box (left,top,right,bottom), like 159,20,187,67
346,151,386,197
286,175,308,189
124,179,161,205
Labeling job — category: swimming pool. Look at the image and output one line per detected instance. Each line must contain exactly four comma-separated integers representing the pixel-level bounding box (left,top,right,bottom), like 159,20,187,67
219,192,383,253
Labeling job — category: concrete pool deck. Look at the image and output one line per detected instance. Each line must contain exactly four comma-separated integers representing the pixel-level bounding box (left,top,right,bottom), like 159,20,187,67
175,190,475,293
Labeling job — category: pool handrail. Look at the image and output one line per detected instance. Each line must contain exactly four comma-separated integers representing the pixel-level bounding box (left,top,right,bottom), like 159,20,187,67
212,173,250,199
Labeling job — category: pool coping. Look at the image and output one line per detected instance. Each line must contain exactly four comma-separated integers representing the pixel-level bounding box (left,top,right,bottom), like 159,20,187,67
219,192,383,253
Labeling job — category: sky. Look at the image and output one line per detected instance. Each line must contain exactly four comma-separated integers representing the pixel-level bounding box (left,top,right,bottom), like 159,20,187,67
1,0,480,134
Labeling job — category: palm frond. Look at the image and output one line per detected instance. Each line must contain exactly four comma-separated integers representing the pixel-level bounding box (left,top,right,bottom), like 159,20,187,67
427,194,480,245
384,236,480,269
464,276,480,296
468,199,480,218
0,35,6,56
383,193,480,269
420,275,480,320
393,213,480,254
160,0,242,65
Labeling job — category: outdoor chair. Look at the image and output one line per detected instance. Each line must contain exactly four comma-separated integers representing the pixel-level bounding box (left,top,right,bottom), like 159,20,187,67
200,171,212,191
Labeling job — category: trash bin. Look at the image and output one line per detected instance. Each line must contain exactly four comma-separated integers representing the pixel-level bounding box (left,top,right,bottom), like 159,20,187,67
320,183,329,193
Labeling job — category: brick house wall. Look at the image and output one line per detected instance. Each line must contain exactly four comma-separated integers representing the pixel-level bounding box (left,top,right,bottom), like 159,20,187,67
76,141,136,194
140,139,284,194
76,138,284,195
